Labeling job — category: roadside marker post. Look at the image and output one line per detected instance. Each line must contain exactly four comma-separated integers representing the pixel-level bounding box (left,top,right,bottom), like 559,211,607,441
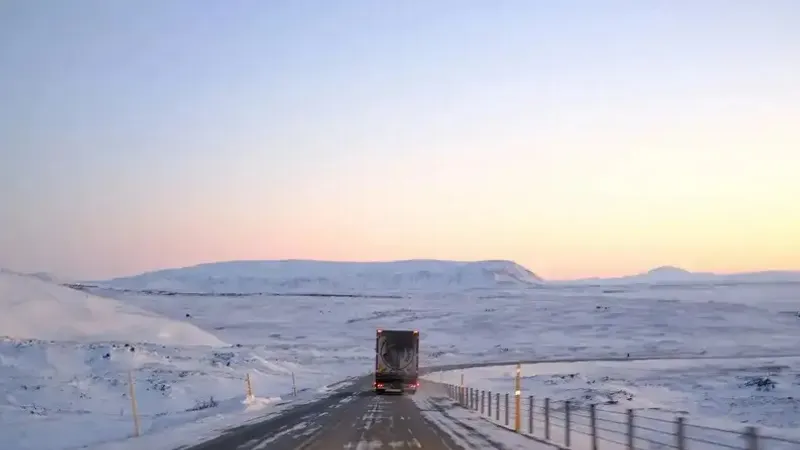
245,373,254,400
514,363,521,432
128,371,141,437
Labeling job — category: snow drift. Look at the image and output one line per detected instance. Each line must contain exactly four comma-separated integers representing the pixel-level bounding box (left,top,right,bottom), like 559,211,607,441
95,259,543,294
0,271,328,450
0,271,225,346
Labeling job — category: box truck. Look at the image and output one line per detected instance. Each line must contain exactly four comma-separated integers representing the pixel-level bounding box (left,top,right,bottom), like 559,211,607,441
373,328,419,394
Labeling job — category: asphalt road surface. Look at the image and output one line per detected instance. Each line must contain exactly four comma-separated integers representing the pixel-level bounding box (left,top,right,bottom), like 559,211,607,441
184,376,468,449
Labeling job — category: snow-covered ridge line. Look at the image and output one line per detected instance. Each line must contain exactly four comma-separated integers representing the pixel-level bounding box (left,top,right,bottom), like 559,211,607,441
89,260,800,295
546,279,800,289
556,265,800,285
65,283,407,299
93,259,543,294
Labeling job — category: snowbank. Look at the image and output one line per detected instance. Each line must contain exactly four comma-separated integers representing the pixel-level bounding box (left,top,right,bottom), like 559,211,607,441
95,259,543,294
0,333,358,450
0,271,225,346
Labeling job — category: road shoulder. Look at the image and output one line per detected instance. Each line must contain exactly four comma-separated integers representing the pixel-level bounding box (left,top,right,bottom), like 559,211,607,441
182,376,368,450
413,383,559,449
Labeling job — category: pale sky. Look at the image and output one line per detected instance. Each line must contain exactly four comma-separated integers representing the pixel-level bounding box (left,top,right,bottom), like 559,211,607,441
1,0,799,281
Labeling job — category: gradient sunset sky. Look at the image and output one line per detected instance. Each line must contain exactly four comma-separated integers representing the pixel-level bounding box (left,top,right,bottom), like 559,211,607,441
1,1,799,281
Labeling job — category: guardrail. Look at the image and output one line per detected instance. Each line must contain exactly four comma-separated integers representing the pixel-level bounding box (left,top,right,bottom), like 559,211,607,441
424,372,800,450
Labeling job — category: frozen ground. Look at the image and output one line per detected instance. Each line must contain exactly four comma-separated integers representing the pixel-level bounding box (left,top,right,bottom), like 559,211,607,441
0,336,362,450
85,280,800,364
0,272,364,450
2,261,800,449
87,378,359,450
430,357,800,448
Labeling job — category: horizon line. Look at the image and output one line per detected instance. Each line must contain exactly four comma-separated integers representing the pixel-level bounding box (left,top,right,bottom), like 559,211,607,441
5,258,799,284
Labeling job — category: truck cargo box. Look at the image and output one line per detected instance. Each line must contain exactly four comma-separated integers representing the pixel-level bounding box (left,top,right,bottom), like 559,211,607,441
373,328,419,394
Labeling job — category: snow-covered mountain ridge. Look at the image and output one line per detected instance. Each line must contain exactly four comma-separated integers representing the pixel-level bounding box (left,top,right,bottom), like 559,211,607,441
83,260,800,295
92,259,543,294
557,265,800,286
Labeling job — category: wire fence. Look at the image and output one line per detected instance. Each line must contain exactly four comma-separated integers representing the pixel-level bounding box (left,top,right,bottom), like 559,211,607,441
424,379,800,450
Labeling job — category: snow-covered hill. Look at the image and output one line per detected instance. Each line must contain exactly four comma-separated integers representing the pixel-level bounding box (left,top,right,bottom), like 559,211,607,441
558,266,800,286
0,271,225,346
0,272,349,450
5,263,800,449
91,260,800,295
94,259,543,294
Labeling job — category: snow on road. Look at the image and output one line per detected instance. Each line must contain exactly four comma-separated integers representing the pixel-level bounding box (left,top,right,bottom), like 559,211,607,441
414,383,553,449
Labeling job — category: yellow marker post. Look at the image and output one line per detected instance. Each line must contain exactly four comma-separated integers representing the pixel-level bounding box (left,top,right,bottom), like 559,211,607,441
245,373,254,400
514,363,521,432
128,371,141,437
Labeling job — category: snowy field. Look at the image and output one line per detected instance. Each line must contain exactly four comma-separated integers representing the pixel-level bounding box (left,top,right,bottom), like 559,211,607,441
0,271,364,450
428,357,800,449
433,357,800,429
2,261,800,449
